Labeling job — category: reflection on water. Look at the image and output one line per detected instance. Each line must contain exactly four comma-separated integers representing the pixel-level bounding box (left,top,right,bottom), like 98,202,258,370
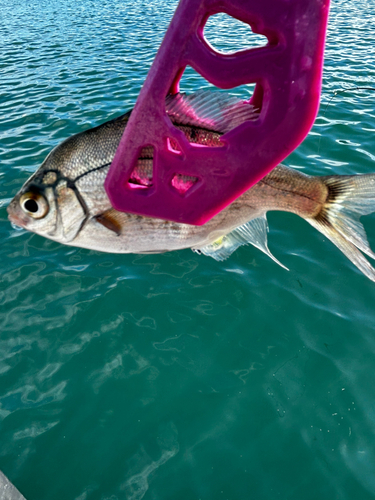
121,421,179,500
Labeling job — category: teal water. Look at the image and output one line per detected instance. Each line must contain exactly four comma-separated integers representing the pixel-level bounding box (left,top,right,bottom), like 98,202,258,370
1,1,375,499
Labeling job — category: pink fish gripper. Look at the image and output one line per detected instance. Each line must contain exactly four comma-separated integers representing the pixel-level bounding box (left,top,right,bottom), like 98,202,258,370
105,0,331,225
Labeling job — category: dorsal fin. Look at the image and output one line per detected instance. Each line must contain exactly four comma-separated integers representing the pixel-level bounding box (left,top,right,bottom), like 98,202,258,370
165,90,259,134
193,215,288,270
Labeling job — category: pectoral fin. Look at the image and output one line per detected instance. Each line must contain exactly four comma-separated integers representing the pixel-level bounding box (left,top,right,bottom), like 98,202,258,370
193,215,288,270
95,210,123,236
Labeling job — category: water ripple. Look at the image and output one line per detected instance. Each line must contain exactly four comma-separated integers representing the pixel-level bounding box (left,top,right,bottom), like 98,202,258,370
2,1,375,499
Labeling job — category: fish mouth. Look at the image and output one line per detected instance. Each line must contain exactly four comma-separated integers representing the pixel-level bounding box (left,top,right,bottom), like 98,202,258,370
6,203,28,228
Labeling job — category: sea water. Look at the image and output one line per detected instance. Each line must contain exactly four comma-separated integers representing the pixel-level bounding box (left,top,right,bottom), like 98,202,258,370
1,1,375,499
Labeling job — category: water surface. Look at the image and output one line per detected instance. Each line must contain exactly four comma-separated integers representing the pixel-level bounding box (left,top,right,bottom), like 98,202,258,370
1,1,375,499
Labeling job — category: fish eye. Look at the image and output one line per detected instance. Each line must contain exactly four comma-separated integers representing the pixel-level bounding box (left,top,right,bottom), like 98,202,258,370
20,192,49,219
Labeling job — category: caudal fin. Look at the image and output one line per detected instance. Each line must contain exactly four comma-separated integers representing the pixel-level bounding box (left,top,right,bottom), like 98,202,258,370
306,174,375,281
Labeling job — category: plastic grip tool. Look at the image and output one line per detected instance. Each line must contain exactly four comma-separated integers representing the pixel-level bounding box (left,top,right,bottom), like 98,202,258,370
105,0,330,225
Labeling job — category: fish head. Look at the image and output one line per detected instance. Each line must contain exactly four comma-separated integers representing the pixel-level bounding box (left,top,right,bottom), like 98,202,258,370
7,113,130,245
7,165,86,244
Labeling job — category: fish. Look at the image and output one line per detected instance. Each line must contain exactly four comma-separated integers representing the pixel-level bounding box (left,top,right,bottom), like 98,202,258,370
7,90,375,281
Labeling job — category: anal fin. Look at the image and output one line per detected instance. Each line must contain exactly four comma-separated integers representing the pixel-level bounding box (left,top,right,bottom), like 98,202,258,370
193,215,288,270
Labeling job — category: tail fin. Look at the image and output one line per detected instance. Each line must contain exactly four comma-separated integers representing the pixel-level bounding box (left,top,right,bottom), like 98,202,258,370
306,174,375,281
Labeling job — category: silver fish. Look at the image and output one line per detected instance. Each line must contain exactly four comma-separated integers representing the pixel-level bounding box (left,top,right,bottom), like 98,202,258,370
7,91,375,281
